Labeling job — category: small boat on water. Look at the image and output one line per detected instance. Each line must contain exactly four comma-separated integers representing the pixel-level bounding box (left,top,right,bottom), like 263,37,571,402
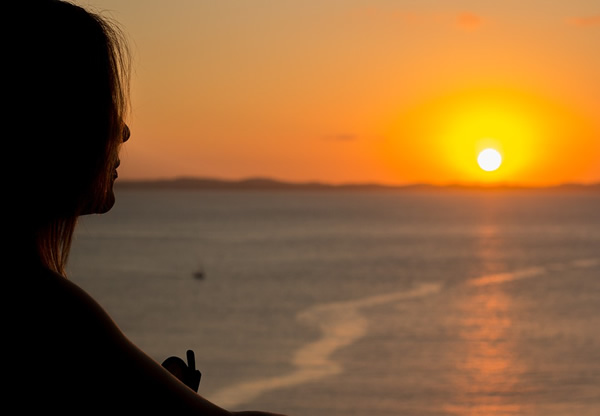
193,264,205,279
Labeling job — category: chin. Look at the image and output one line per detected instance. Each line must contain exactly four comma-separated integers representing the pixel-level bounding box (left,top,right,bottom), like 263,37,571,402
81,185,116,215
96,190,116,214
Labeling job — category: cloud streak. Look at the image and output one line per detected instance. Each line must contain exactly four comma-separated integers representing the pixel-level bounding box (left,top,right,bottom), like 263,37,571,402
455,12,486,31
323,133,358,142
567,15,600,27
353,8,488,32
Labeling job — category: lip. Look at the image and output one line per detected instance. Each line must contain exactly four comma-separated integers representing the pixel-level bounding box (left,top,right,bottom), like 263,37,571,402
112,160,121,180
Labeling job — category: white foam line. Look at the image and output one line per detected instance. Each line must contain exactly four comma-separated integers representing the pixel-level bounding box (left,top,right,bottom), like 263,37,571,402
467,257,600,287
208,283,442,409
210,257,600,408
571,258,599,268
468,267,546,286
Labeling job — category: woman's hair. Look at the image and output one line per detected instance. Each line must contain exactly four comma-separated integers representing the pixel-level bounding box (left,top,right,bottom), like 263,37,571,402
6,0,130,275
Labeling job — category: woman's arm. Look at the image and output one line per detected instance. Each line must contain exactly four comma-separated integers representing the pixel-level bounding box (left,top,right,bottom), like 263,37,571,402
59,274,285,415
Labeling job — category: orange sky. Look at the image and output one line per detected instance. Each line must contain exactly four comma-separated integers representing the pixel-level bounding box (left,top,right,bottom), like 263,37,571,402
81,1,600,186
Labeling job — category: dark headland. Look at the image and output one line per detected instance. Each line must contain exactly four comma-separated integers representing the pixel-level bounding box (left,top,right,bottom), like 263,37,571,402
116,177,600,193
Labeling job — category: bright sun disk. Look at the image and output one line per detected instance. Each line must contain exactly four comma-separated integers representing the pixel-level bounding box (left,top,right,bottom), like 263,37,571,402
477,148,502,172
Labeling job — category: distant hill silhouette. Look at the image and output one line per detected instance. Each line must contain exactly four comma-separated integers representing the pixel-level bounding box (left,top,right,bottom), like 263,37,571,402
116,177,600,192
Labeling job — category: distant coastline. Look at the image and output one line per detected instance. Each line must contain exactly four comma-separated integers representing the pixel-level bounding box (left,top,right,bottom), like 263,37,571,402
116,177,600,192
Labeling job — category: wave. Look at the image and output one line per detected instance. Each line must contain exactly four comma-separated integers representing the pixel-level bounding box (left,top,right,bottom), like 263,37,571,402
208,283,442,408
208,257,599,409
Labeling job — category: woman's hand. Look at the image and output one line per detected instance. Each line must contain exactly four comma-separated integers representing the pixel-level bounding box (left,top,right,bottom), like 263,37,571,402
162,351,288,415
161,350,201,392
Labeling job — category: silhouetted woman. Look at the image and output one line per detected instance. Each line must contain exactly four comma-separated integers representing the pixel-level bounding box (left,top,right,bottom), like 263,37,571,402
3,1,284,414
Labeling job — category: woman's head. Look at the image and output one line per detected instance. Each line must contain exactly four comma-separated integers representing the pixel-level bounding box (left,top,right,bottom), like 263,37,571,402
6,0,131,273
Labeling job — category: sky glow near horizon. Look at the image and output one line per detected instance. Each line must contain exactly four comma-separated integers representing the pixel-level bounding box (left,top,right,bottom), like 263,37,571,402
77,0,600,186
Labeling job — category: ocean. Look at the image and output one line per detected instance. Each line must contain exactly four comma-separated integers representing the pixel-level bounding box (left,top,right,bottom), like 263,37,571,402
68,188,600,415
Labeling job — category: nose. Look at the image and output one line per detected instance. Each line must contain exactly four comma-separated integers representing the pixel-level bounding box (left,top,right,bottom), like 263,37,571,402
122,124,131,143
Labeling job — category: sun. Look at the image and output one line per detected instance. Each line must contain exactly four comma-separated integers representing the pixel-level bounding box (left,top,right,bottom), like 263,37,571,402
477,148,502,172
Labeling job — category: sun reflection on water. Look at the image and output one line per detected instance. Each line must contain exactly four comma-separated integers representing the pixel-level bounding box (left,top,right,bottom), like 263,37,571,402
445,223,527,415
447,288,523,415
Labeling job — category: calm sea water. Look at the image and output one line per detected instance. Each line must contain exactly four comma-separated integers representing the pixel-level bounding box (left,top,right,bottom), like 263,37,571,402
68,189,600,416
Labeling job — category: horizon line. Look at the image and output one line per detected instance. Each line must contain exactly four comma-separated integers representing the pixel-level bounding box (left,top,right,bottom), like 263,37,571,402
116,176,600,191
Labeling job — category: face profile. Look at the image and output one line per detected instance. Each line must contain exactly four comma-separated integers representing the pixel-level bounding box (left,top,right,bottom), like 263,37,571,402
6,0,131,271
92,123,132,215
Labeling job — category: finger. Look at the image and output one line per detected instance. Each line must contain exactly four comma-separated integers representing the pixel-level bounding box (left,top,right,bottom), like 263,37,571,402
190,370,201,392
186,349,196,370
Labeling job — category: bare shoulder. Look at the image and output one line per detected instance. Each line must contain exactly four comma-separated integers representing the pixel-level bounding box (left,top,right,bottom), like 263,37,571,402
46,269,125,338
7,267,232,415
18,266,128,349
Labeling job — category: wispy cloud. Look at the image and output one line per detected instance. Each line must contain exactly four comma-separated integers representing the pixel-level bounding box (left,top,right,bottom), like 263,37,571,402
567,15,600,27
352,8,488,32
323,133,358,142
455,12,486,31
